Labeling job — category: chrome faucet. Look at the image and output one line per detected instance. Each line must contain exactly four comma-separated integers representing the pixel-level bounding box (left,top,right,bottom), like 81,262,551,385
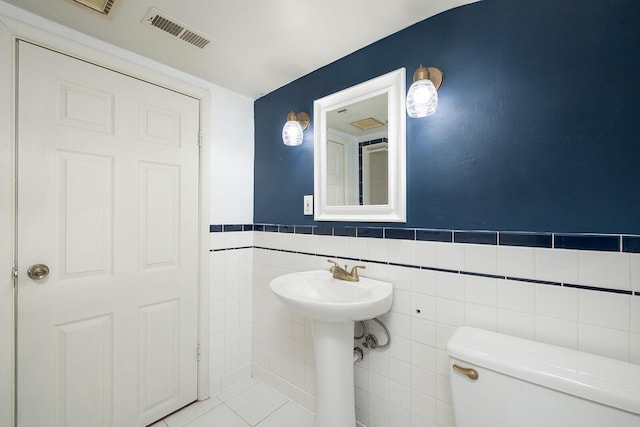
327,259,366,282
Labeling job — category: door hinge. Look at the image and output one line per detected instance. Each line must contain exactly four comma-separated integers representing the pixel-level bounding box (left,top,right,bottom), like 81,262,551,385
198,130,203,146
197,344,201,361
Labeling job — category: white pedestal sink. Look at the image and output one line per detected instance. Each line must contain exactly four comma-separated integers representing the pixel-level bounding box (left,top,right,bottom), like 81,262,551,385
270,270,393,427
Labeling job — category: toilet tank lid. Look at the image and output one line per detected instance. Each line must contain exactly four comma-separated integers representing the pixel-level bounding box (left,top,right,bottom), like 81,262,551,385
447,327,640,416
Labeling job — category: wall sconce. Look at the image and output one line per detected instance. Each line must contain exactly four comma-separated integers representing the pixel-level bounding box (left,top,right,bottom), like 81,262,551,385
406,66,443,118
282,111,310,146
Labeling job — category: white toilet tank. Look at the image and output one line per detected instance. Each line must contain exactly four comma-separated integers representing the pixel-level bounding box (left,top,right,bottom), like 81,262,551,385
447,327,640,427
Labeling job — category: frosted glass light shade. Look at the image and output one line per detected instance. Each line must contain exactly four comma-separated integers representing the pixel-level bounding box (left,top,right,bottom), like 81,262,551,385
406,78,438,118
282,120,303,146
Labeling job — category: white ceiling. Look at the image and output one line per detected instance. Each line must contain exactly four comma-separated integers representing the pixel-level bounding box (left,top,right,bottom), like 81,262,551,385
327,93,388,138
4,0,478,99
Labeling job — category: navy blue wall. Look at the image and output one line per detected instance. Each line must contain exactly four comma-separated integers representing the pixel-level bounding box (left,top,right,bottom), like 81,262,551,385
254,0,640,234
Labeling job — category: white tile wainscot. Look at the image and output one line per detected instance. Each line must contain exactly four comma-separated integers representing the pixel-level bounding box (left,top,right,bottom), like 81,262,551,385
248,230,638,427
209,231,254,396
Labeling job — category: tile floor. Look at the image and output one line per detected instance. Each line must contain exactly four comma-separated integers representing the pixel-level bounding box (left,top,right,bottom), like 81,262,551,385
150,379,315,427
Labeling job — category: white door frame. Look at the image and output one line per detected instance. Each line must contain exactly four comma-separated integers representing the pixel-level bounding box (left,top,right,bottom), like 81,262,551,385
0,7,211,426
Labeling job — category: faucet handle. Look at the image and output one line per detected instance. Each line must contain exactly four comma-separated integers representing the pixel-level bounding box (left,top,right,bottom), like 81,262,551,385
349,265,366,279
327,259,339,272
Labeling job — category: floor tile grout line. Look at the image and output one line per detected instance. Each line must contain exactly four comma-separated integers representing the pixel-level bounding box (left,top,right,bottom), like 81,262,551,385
250,400,290,427
220,400,252,426
159,396,225,427
160,382,317,427
221,380,292,427
216,379,260,404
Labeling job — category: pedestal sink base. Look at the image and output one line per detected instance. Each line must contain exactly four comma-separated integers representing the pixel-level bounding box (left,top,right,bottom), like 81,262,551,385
312,320,356,427
269,271,393,427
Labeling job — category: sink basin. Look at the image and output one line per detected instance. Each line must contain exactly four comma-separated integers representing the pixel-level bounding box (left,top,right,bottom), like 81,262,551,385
269,270,393,322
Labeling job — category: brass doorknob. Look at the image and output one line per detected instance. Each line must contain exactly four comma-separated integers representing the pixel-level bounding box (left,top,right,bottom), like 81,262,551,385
27,264,50,281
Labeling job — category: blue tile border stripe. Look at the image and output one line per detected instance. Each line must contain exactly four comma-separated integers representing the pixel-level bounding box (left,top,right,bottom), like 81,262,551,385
505,276,562,287
385,228,415,240
499,232,552,248
279,225,294,233
334,226,357,237
454,231,497,245
416,229,452,242
295,226,313,234
211,246,252,252
357,227,384,238
314,226,334,236
554,234,620,252
210,224,640,297
211,223,640,252
623,236,640,253
563,283,633,295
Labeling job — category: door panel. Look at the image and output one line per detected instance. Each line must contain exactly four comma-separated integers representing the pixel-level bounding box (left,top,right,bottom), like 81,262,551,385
55,314,114,427
326,139,346,206
139,162,181,268
57,81,115,134
138,299,180,416
139,104,181,146
17,42,200,427
58,151,114,278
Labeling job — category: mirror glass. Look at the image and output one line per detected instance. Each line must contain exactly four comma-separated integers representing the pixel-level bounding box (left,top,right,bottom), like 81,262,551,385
314,68,406,222
326,93,388,206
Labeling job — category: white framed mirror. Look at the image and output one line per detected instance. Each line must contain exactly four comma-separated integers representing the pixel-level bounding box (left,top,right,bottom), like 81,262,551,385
314,68,406,222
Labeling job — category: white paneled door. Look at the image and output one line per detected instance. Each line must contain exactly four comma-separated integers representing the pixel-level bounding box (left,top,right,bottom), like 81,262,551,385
16,42,200,427
326,139,346,206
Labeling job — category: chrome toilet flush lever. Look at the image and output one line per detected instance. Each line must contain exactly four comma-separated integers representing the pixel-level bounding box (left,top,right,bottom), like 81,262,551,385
327,259,366,282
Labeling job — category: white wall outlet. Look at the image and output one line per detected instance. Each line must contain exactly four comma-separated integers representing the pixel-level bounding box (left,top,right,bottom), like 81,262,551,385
304,195,313,215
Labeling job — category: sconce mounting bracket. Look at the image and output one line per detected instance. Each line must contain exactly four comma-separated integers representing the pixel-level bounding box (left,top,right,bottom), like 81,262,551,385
414,66,443,90
296,112,310,131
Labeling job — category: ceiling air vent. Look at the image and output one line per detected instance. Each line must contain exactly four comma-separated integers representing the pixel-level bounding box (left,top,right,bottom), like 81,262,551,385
72,0,115,15
350,118,386,130
142,8,212,49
